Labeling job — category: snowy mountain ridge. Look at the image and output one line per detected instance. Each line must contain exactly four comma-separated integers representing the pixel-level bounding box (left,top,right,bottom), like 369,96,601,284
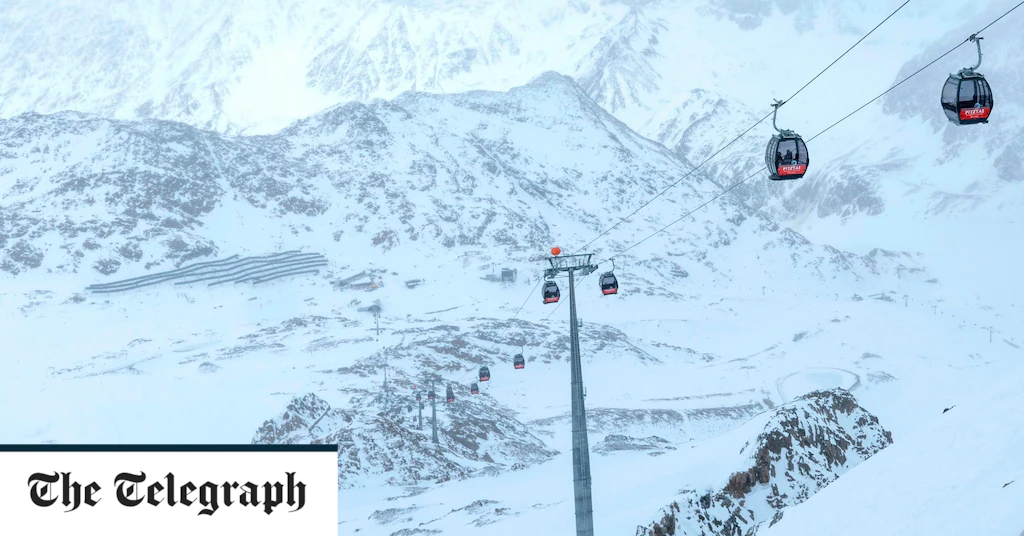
4,0,1021,240
1,2,1022,535
0,73,928,301
0,0,905,135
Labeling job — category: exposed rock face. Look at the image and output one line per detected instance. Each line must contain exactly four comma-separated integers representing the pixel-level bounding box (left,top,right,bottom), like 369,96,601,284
638,388,892,536
593,434,676,456
1,75,926,295
252,392,558,489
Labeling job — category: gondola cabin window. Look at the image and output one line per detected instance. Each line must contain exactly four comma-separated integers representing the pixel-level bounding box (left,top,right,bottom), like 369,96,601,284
773,138,808,177
941,78,960,122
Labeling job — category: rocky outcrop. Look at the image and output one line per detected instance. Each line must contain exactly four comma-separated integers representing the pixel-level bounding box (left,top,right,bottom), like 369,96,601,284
593,434,676,456
252,392,558,489
638,388,892,536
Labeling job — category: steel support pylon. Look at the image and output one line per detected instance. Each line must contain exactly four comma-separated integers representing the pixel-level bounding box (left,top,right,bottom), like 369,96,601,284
431,381,439,445
568,269,595,536
545,252,597,536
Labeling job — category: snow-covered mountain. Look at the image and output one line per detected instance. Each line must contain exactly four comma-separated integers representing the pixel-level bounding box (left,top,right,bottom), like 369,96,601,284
4,1,1018,229
253,391,558,488
0,68,943,527
6,1,1017,239
761,365,1024,536
638,388,893,536
0,0,988,136
774,0,1024,221
2,2,1022,535
0,72,925,298
0,0,621,134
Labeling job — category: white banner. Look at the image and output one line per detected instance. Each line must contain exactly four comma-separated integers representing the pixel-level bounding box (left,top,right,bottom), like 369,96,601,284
0,445,338,535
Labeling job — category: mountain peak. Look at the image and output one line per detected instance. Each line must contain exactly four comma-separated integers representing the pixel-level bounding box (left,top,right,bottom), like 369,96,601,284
526,70,578,88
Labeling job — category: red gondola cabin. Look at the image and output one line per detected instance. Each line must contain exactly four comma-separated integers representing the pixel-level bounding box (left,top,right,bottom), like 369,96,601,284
543,281,560,304
765,134,809,180
600,272,618,295
941,35,993,126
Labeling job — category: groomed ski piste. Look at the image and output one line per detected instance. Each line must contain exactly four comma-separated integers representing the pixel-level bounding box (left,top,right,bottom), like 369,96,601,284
2,1,1024,534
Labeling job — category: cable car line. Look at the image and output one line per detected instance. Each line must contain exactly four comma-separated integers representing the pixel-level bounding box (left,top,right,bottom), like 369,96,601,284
782,0,911,107
450,278,542,385
569,109,772,255
607,166,768,262
413,0,1024,398
975,0,1024,34
810,40,969,142
466,0,971,351
601,0,1024,262
806,0,1021,144
570,0,914,256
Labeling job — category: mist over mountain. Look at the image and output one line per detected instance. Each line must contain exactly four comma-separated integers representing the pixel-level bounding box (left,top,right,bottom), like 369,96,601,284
1,1,1021,535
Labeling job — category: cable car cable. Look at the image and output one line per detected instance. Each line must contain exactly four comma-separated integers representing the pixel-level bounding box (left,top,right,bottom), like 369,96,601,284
468,0,928,339
603,0,1024,262
974,0,1024,34
570,0,914,256
783,0,911,107
440,1,1024,393
488,277,541,346
808,0,1024,142
607,166,768,262
451,278,543,385
808,41,986,141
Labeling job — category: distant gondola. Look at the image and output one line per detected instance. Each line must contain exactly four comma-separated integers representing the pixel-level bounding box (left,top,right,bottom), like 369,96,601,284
941,35,993,125
445,385,455,403
470,382,479,395
513,353,525,369
764,99,808,180
479,366,490,382
543,280,560,304
427,389,436,401
416,391,422,402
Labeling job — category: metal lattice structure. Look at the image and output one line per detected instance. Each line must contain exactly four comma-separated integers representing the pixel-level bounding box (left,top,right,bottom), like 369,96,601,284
546,252,598,536
429,378,439,445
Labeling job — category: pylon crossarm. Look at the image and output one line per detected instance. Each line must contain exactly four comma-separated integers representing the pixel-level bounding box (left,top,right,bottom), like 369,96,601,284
547,253,594,272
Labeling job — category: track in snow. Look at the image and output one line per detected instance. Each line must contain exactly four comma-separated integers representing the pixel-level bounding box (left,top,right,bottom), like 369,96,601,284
776,367,862,403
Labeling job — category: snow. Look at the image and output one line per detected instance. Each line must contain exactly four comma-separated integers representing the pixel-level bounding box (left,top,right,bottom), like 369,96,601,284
763,362,1024,536
2,261,1018,533
775,368,860,403
1,1,1023,534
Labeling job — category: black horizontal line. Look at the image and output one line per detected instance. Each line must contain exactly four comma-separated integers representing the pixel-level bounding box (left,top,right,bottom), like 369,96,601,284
0,444,338,452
